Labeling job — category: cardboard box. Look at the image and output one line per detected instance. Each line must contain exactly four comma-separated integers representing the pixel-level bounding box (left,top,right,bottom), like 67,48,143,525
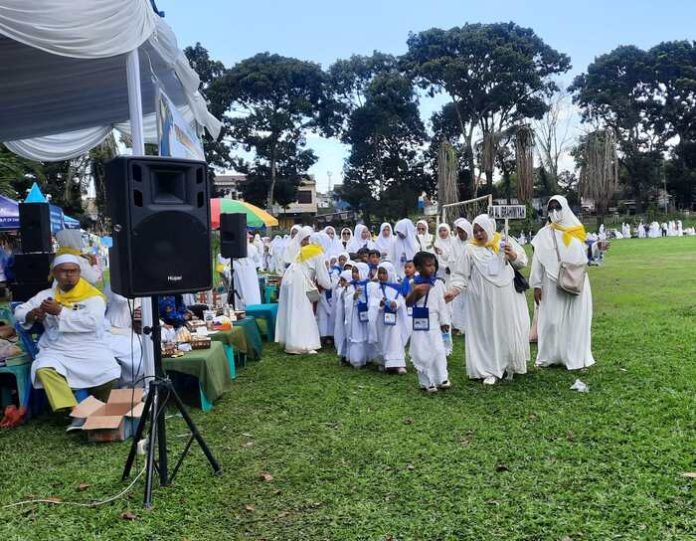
71,388,145,443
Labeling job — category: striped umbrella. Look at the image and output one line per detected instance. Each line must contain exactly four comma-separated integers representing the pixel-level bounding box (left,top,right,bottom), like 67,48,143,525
210,198,278,229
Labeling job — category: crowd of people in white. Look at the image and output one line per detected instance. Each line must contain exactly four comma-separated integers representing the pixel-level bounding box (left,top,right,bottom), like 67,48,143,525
272,195,599,392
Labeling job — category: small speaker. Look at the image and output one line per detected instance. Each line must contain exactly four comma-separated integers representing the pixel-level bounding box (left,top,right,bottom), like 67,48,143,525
19,203,52,253
105,156,212,297
12,253,54,283
220,213,247,259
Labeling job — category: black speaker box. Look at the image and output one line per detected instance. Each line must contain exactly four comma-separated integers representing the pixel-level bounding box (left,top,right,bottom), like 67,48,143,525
10,281,52,302
105,156,212,298
19,203,52,253
220,213,248,259
12,252,54,283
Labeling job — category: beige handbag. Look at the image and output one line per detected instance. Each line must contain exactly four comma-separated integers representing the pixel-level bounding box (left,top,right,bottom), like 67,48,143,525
305,276,321,303
551,229,586,295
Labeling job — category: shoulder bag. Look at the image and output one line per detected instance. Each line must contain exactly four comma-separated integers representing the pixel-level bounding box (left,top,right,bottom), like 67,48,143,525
551,228,586,295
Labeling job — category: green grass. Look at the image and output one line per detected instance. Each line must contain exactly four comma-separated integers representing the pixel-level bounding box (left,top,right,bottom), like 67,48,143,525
1,237,696,540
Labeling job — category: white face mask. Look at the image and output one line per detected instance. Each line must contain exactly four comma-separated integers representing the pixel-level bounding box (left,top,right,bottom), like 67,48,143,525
549,209,563,224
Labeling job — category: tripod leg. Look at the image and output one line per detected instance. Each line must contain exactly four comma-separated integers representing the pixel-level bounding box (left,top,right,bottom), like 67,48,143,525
156,389,169,487
169,387,222,474
143,385,161,508
122,387,154,481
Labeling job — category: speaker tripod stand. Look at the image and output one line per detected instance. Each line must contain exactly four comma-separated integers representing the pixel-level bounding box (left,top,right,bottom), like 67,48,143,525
122,296,222,508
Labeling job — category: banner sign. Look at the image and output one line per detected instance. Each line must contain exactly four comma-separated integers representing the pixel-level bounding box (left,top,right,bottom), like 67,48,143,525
156,86,205,161
489,205,526,220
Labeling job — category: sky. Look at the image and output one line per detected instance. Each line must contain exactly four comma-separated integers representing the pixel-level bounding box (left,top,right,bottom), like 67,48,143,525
159,0,696,192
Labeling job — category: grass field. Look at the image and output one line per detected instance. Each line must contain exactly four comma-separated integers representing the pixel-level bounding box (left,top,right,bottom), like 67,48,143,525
1,237,695,541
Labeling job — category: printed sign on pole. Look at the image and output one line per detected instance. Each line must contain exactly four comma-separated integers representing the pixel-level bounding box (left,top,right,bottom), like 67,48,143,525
488,205,526,220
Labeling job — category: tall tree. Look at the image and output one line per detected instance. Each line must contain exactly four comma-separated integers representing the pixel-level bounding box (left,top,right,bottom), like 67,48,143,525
184,43,231,177
215,53,335,208
403,23,571,193
533,88,574,191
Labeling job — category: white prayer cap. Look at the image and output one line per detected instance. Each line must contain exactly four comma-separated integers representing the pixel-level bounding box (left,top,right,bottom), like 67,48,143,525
52,254,81,268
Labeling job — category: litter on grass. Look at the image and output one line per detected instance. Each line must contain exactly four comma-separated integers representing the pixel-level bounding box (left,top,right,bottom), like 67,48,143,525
570,379,590,393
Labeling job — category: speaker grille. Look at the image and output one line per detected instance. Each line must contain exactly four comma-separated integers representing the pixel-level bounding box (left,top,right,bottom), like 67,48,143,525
130,211,211,295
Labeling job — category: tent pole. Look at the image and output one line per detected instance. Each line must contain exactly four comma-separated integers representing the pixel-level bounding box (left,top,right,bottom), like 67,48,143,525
126,48,155,382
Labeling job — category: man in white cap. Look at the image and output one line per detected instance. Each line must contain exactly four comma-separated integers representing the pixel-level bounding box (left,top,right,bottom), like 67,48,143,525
14,254,120,417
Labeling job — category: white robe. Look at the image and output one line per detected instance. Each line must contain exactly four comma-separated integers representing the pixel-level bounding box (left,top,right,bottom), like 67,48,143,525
408,280,450,387
449,238,469,333
15,289,120,389
367,282,409,368
275,253,331,353
333,286,348,357
530,226,594,370
450,242,530,380
232,245,261,309
104,286,143,387
343,282,372,367
316,267,338,337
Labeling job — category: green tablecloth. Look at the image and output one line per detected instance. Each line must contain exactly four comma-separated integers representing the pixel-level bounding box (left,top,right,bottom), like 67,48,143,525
211,326,249,357
162,341,229,403
234,317,263,359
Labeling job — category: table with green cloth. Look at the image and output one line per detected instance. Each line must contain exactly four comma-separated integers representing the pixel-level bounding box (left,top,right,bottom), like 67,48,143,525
210,319,262,361
245,304,278,341
162,341,229,408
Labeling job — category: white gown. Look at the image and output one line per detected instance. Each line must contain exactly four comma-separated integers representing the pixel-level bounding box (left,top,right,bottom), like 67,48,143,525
408,280,450,387
232,244,261,309
333,285,348,357
450,242,530,380
104,286,143,387
15,289,120,389
530,226,594,370
316,268,338,337
449,238,469,333
367,282,410,369
275,252,332,353
343,282,372,367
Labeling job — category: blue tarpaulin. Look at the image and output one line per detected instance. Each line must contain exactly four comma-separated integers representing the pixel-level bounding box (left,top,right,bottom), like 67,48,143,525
0,194,19,230
0,191,77,233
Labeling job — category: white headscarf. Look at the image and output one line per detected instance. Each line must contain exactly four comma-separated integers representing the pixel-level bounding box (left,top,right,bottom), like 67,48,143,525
52,253,81,268
377,261,397,283
339,270,353,284
310,232,332,254
375,222,396,261
415,220,434,251
56,229,84,250
339,227,353,249
453,218,473,241
531,195,586,281
347,224,375,253
353,262,370,282
323,226,344,256
393,218,418,277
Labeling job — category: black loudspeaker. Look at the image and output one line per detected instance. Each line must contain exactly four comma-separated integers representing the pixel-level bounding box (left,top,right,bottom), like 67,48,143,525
12,253,54,283
10,281,52,303
220,213,247,259
105,156,212,297
19,203,52,253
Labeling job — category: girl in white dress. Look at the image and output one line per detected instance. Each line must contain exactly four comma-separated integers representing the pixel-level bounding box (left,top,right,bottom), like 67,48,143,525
433,223,454,283
393,218,418,280
367,262,410,374
531,195,594,370
447,214,529,384
405,252,451,392
333,270,352,362
449,218,472,334
343,262,372,368
415,220,435,253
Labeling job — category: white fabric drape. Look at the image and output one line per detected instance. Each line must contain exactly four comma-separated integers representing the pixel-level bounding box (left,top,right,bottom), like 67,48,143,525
0,1,221,160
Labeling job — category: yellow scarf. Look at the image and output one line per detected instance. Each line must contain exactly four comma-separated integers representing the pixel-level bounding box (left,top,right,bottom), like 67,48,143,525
54,278,106,308
297,244,323,262
56,247,83,257
473,232,502,253
550,223,587,246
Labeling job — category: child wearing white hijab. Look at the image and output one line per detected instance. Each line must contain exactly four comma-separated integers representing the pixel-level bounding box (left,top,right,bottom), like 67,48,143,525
367,262,410,374
333,270,353,361
447,214,529,384
433,223,454,283
531,195,594,370
323,226,345,257
343,262,372,368
415,220,435,253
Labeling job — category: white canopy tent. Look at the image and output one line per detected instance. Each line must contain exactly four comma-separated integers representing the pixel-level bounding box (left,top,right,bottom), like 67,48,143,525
0,0,222,379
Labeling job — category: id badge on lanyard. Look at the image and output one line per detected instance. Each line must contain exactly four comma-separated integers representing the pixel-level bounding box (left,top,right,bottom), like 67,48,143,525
383,302,396,326
412,289,430,331
357,301,369,322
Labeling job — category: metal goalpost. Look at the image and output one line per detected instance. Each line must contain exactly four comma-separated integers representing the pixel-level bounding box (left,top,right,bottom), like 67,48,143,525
440,194,493,224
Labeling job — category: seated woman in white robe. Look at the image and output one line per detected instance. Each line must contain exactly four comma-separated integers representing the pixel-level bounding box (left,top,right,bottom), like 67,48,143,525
449,218,472,334
233,241,262,309
447,215,530,384
343,262,372,368
375,223,396,262
367,262,409,374
393,218,418,280
14,255,120,413
275,227,331,354
415,220,435,253
531,195,594,370
104,285,143,388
